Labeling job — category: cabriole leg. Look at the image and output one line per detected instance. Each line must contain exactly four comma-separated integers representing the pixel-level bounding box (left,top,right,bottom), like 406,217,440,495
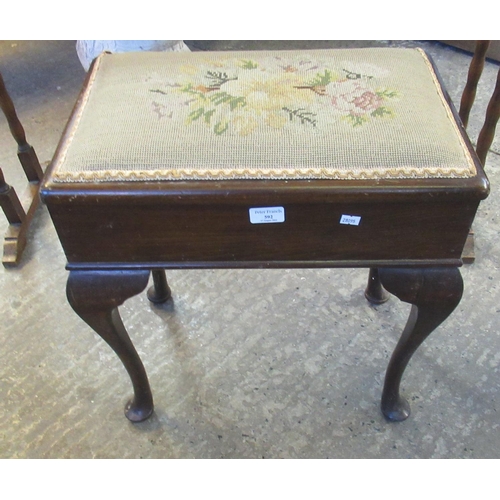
147,269,172,304
365,268,390,304
378,267,463,422
66,269,153,422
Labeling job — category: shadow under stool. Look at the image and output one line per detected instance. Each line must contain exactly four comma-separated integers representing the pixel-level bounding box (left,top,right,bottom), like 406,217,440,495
41,48,489,422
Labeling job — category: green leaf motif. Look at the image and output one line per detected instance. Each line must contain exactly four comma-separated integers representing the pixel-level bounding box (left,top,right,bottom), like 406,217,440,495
376,88,398,99
229,96,246,110
214,121,229,135
209,92,246,110
206,71,237,87
204,109,216,123
149,88,169,96
209,92,232,105
283,107,317,127
188,107,205,122
239,60,258,69
343,69,373,80
180,83,208,101
371,107,393,118
344,114,369,127
308,70,334,87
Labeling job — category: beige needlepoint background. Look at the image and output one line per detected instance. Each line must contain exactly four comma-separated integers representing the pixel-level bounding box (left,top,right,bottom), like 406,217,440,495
52,48,477,183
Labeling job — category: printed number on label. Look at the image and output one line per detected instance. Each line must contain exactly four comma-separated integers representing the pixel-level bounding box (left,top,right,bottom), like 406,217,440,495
340,214,361,226
249,207,285,224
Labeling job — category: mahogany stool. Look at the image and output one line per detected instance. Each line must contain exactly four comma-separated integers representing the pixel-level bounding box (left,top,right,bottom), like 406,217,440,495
41,48,489,422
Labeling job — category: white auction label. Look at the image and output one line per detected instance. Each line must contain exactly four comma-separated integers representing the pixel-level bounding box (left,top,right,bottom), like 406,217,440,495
249,206,285,224
340,214,361,226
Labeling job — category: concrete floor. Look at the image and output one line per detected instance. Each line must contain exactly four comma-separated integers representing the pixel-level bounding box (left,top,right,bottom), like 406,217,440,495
0,40,499,459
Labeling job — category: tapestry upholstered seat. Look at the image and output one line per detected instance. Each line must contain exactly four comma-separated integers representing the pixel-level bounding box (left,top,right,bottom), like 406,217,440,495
52,48,475,183
41,47,489,423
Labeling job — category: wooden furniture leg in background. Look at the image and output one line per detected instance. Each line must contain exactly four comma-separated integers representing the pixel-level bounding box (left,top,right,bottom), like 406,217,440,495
0,71,44,267
147,269,172,304
476,64,500,167
458,41,500,263
378,267,463,422
365,268,390,305
0,167,25,226
461,65,500,263
66,269,153,422
459,41,490,129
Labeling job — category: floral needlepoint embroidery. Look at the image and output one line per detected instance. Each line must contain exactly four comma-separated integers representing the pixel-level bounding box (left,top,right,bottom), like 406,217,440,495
329,80,396,126
51,49,478,183
149,56,398,135
239,59,258,69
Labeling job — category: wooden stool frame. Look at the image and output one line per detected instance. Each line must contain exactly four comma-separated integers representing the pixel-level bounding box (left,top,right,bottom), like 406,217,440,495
41,49,489,423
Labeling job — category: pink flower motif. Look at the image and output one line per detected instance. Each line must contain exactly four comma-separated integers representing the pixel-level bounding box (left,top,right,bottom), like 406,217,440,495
327,80,383,116
352,91,383,113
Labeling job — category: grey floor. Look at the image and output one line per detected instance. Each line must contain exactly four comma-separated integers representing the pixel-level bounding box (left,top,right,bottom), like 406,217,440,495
1,40,499,459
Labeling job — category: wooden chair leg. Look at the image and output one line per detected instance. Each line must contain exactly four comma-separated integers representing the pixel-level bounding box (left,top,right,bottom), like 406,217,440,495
0,72,43,182
0,168,26,225
66,269,153,422
460,64,499,266
459,40,490,128
365,268,390,304
476,65,500,167
456,41,500,266
0,165,43,267
378,267,463,421
461,229,475,264
147,269,172,304
1,177,41,267
0,71,44,267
